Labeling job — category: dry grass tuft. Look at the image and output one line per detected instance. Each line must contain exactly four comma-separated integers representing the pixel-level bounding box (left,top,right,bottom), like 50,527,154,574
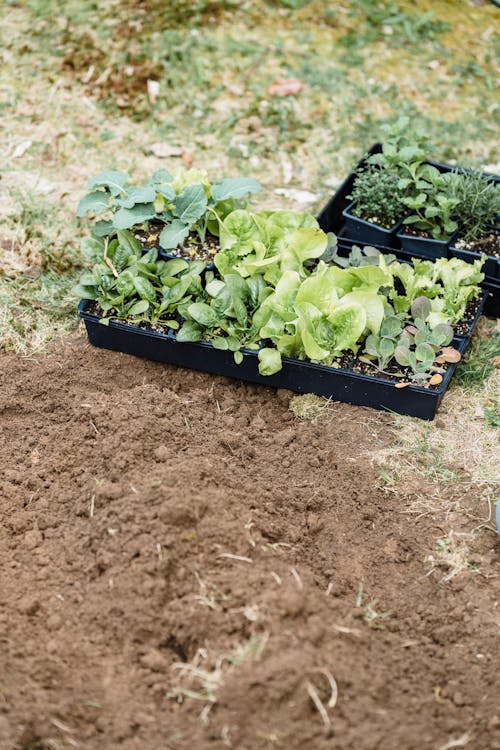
289,394,334,421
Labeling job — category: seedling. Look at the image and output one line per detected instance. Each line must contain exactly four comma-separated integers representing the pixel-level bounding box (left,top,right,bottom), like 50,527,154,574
76,167,262,254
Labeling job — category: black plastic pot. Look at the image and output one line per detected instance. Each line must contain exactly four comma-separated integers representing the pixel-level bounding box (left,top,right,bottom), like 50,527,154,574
484,279,500,317
396,228,456,260
79,300,466,421
341,203,403,248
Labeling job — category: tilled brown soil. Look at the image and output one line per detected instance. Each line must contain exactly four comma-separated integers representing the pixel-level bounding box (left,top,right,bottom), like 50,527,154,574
1,336,499,750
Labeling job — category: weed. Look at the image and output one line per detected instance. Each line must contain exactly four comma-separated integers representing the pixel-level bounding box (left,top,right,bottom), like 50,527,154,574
169,633,269,707
289,394,333,420
354,583,392,629
429,532,477,581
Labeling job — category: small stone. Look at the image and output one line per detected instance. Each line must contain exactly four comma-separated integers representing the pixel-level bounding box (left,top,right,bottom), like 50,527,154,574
250,415,265,430
24,529,43,550
153,445,169,462
140,649,168,672
488,715,500,730
37,514,57,530
18,596,40,616
46,613,63,631
276,388,292,403
452,691,466,707
46,639,58,654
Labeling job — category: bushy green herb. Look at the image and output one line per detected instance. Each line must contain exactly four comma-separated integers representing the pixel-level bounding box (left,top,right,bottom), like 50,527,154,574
402,177,459,241
444,169,500,243
348,166,405,228
367,117,433,184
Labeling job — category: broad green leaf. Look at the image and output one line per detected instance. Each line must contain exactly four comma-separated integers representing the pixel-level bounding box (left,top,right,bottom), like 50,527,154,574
117,186,156,208
328,303,367,354
92,220,114,237
162,258,189,276
205,278,225,298
211,177,262,203
285,227,328,263
218,209,262,254
301,327,330,361
173,185,208,224
87,169,129,196
177,321,203,342
77,191,111,218
128,299,150,316
211,336,229,350
155,184,176,201
258,347,282,376
295,264,339,312
394,345,411,367
141,247,159,264
73,284,98,300
113,244,132,272
337,291,384,335
116,272,135,297
134,276,156,302
113,204,156,230
116,229,141,256
233,350,244,365
159,220,190,250
149,169,173,184
187,302,218,327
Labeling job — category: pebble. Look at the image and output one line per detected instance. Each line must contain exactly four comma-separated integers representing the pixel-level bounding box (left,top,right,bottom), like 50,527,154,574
24,529,43,550
277,388,292,403
140,649,168,672
452,691,466,707
18,596,40,616
37,514,58,530
153,445,169,462
250,415,266,430
46,613,63,631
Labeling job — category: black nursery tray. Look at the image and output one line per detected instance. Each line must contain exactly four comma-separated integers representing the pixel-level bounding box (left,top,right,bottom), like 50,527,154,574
80,300,467,421
317,143,500,283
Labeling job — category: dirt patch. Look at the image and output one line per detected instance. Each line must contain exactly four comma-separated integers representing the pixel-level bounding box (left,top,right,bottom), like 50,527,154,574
0,336,499,750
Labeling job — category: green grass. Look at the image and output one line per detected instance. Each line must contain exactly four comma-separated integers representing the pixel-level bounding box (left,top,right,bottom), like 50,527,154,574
455,323,500,387
1,0,499,357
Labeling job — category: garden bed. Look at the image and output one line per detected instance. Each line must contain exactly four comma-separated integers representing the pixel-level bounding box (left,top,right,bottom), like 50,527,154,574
1,339,499,750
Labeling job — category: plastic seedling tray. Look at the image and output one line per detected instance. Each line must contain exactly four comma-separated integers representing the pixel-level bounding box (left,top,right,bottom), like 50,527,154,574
318,143,500,283
80,300,467,421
